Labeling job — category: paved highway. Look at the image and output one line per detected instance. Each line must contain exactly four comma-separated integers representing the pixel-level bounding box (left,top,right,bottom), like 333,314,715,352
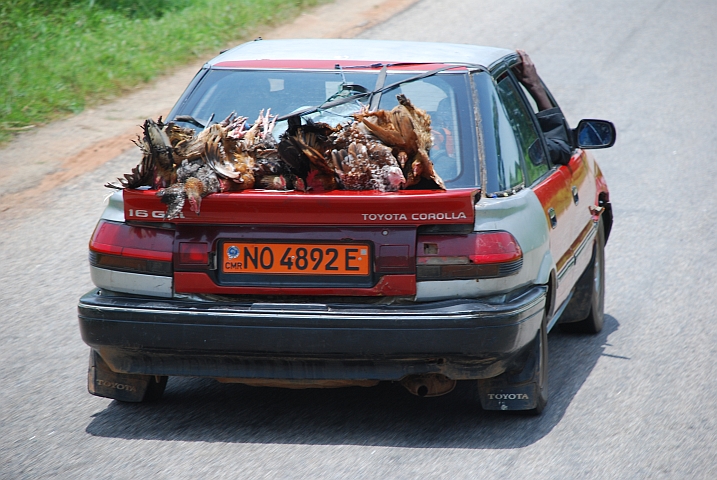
2,0,716,478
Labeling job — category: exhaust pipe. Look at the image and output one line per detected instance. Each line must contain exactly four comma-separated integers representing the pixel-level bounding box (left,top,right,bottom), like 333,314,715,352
400,374,456,397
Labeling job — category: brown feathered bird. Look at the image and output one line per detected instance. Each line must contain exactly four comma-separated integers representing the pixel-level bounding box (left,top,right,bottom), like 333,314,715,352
106,118,178,190
329,117,405,192
206,110,280,190
155,183,186,220
163,121,198,163
278,117,339,190
156,158,220,219
330,142,405,192
356,94,444,189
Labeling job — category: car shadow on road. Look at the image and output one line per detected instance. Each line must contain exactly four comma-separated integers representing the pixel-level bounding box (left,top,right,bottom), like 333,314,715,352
86,315,620,449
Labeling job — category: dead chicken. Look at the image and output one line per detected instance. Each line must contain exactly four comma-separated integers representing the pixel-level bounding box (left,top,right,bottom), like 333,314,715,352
207,110,279,190
372,164,406,192
331,142,405,192
395,94,433,154
106,118,177,190
183,164,220,215
257,174,294,190
356,94,444,189
253,154,297,190
329,119,405,192
278,117,339,191
155,183,186,220
143,117,177,188
155,140,222,220
156,156,220,219
330,142,372,190
304,170,340,193
207,127,255,190
162,121,197,163
254,154,292,178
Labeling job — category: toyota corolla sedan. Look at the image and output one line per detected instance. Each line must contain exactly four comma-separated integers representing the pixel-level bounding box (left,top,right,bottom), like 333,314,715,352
78,39,615,414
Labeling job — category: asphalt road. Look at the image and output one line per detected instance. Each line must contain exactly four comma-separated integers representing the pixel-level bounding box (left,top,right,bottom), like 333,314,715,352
2,0,716,478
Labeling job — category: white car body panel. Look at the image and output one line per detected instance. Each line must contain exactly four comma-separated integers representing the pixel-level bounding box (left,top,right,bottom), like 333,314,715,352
211,39,513,69
90,266,173,298
415,188,553,301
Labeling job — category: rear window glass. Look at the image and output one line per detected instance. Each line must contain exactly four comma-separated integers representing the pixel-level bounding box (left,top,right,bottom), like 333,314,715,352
173,69,477,188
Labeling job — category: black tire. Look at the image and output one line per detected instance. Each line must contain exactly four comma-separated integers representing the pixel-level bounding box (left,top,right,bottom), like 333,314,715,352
560,219,605,334
142,375,168,403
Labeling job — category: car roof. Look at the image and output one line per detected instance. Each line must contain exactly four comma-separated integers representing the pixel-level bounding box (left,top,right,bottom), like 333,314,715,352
208,39,514,70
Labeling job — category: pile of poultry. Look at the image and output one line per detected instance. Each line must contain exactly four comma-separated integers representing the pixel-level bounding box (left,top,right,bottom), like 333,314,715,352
107,95,445,219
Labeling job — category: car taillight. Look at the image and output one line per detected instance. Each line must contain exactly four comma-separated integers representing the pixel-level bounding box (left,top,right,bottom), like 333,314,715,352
416,231,522,281
89,220,174,276
178,242,209,266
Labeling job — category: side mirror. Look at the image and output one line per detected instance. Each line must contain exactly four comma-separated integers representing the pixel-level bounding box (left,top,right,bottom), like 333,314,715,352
574,119,616,149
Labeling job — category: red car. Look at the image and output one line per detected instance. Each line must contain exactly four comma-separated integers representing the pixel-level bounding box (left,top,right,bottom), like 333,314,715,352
79,39,615,414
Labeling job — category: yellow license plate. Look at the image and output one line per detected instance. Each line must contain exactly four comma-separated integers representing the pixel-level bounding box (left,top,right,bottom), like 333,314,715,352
222,243,371,275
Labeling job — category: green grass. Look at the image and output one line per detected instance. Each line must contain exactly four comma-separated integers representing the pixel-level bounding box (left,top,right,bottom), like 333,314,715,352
0,0,331,142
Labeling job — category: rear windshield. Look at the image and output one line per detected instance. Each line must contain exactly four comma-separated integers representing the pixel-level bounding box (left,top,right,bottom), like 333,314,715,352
171,69,478,188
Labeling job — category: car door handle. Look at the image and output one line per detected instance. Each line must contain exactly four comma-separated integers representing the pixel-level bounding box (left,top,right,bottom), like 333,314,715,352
548,208,557,229
571,186,579,205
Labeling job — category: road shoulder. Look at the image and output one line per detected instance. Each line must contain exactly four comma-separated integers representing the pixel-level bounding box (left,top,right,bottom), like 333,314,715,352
0,0,418,214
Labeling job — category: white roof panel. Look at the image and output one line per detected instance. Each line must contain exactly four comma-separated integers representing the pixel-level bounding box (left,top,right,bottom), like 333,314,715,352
209,39,513,69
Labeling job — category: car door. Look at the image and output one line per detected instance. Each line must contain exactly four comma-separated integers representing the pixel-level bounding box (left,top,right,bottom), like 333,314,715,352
526,78,601,303
493,71,582,308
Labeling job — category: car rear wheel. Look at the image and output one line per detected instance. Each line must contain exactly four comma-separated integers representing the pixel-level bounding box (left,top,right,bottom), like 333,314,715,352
560,219,605,334
142,375,168,403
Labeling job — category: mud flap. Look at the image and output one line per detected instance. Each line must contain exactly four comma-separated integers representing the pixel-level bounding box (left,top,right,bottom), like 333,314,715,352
87,349,167,402
477,380,539,411
477,330,543,411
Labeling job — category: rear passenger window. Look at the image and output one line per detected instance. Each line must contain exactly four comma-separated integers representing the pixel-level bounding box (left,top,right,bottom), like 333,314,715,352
380,77,464,183
496,76,549,185
488,85,524,191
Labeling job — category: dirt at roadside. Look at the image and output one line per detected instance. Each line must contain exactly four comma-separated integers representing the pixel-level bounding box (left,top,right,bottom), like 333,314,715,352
0,0,418,213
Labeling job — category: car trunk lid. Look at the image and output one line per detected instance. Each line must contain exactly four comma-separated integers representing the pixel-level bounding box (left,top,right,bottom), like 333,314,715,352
122,188,478,226
122,188,478,296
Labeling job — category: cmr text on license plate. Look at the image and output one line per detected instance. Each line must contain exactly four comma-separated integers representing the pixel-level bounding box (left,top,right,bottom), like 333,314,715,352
222,242,371,275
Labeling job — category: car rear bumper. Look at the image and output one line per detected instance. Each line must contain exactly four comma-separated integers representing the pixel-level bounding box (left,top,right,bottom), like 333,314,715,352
78,285,547,381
